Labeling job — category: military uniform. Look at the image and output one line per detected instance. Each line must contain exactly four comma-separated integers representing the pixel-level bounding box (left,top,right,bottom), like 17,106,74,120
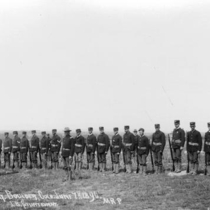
133,131,139,171
123,126,135,173
86,127,97,170
136,129,149,175
20,132,29,169
111,128,122,174
40,132,49,169
0,139,2,168
51,130,61,170
46,134,52,169
187,122,202,174
29,131,39,168
97,127,110,172
12,131,21,169
172,120,185,172
151,124,166,174
204,123,210,175
3,133,12,169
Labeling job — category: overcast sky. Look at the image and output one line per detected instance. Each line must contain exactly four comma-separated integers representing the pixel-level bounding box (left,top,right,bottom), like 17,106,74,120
0,0,210,133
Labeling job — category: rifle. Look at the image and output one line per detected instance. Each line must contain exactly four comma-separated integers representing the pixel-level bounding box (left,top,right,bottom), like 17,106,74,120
150,147,154,173
204,152,207,175
186,152,189,173
168,134,175,171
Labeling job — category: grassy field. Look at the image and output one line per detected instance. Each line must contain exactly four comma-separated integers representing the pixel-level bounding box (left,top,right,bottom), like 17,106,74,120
0,131,209,210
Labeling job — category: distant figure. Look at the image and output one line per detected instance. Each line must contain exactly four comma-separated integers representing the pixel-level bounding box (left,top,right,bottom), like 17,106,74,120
40,131,49,170
151,124,166,174
172,120,185,173
46,134,52,169
133,129,139,172
187,122,202,175
3,132,12,169
204,123,210,176
86,127,97,171
20,131,29,169
30,130,39,169
12,131,21,170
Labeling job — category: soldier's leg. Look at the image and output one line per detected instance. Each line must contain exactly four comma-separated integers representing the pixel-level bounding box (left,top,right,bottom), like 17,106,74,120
127,150,132,174
4,153,9,169
136,153,140,173
177,149,181,173
158,151,163,173
115,153,120,174
153,152,158,174
142,154,147,175
123,151,126,172
193,152,199,175
173,149,178,172
15,152,20,170
87,152,90,170
101,153,106,172
139,155,143,175
55,152,59,170
207,153,210,176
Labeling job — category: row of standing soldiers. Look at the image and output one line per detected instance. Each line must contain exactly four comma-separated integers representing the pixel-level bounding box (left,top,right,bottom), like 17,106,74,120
1,121,210,177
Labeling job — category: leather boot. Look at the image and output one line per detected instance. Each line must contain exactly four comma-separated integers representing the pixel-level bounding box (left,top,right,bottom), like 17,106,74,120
102,163,105,172
159,165,163,174
155,166,159,174
139,165,143,175
194,163,198,175
113,164,116,173
177,162,181,173
89,163,93,171
78,162,82,179
174,162,178,172
115,164,119,174
127,164,132,174
143,166,147,176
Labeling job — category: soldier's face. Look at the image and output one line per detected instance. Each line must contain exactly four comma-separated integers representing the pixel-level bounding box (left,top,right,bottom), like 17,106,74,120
208,126,210,131
100,130,104,134
190,125,195,130
114,130,118,135
139,130,143,136
134,132,137,135
77,132,81,136
175,123,179,128
88,130,92,134
52,131,56,135
155,127,160,131
64,131,69,136
125,129,129,133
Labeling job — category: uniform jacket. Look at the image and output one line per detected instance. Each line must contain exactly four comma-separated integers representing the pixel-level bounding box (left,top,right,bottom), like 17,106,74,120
30,135,39,152
0,139,2,153
187,130,202,152
133,135,139,149
40,136,49,154
172,128,185,148
61,135,74,157
3,137,12,153
151,130,166,152
12,136,21,152
123,131,135,152
20,137,29,153
97,132,110,154
111,133,122,153
50,134,61,152
47,137,51,155
74,135,85,154
136,135,150,155
86,133,97,153
204,131,210,152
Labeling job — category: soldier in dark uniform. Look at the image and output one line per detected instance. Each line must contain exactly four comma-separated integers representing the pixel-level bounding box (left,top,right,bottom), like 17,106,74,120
151,124,166,174
123,125,135,173
3,132,12,169
74,129,85,178
20,131,29,169
29,130,39,168
97,127,110,172
133,129,139,173
12,131,21,170
172,120,185,173
86,127,97,171
136,128,150,175
204,122,210,176
61,127,74,181
51,129,61,170
46,134,52,169
110,127,122,174
187,122,202,175
40,131,49,169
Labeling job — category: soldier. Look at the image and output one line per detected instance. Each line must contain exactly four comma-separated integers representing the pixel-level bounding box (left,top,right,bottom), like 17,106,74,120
136,128,150,175
187,122,202,175
51,129,61,170
122,126,135,173
40,131,49,170
20,131,29,169
86,127,97,171
133,129,139,173
204,123,210,176
74,129,85,178
111,127,122,174
46,134,52,169
0,138,2,168
151,124,166,174
12,131,21,170
97,127,110,172
61,127,74,181
3,132,12,169
29,130,39,168
172,120,185,173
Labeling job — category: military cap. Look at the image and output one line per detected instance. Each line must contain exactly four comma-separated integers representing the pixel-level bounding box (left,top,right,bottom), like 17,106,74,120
113,127,119,131
22,131,27,135
208,123,210,127
190,122,195,126
64,127,71,132
88,127,93,131
41,131,46,135
99,127,104,131
139,128,145,132
4,132,9,135
76,129,81,133
31,130,36,133
13,131,18,135
133,129,137,133
155,124,160,128
47,133,50,137
174,120,180,124
52,129,57,132
124,125,130,129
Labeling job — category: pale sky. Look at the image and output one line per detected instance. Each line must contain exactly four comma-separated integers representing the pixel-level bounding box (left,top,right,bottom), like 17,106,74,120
0,0,210,132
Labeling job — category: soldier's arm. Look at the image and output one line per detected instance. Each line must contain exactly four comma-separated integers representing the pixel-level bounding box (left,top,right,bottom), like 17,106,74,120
199,132,202,151
186,132,189,151
204,133,207,151
82,137,86,154
92,136,97,153
181,129,186,148
70,137,75,158
105,135,110,153
0,139,2,152
119,135,123,153
131,134,135,152
161,133,166,151
57,135,61,153
146,137,150,155
9,139,12,153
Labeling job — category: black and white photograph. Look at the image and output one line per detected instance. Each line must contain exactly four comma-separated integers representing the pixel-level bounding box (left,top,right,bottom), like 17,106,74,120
0,0,210,209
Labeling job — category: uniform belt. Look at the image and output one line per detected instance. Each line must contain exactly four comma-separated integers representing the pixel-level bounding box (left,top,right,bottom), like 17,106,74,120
189,142,199,146
138,146,146,150
206,142,210,146
52,144,58,147
113,145,120,148
31,146,37,148
153,142,162,146
98,143,105,146
4,147,10,149
75,144,82,147
125,143,132,146
41,147,46,149
12,146,18,148
87,144,93,147
20,147,26,149
63,148,70,150
174,139,181,143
